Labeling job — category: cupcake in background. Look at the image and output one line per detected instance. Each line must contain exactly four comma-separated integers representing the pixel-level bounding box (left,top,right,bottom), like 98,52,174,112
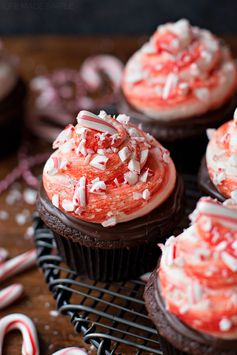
144,196,237,355
120,19,237,172
0,41,26,156
199,109,237,202
28,55,123,143
37,110,184,281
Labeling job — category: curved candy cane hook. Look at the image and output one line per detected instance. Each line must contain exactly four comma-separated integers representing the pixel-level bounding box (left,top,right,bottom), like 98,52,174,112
0,313,39,355
80,54,124,91
52,347,87,355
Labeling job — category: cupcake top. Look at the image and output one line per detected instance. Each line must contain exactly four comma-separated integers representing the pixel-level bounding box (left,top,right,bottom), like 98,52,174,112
206,110,237,199
159,197,237,339
122,19,237,121
43,110,176,226
0,41,17,100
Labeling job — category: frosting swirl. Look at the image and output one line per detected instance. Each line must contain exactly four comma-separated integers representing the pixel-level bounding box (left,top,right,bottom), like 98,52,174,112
206,111,237,199
43,110,176,226
159,197,237,339
122,19,237,121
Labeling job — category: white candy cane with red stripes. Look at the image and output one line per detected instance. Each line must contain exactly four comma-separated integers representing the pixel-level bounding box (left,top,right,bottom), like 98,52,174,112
80,54,123,91
196,197,237,230
52,347,87,355
0,284,23,310
0,249,36,282
0,313,39,355
77,110,117,135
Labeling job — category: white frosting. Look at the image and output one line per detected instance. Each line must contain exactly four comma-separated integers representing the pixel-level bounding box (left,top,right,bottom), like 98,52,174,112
206,119,237,198
123,19,237,121
160,197,237,339
43,110,177,225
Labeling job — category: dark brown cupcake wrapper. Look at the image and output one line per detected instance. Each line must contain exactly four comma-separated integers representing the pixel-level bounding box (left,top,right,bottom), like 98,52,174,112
117,92,237,142
54,231,162,281
159,335,188,355
198,157,226,201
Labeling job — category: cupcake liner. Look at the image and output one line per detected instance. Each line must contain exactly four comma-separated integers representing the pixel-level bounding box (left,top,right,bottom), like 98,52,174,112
158,335,188,355
53,231,161,281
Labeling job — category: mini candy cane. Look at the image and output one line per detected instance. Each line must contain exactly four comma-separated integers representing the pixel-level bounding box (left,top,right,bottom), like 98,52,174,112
0,249,36,283
80,54,123,91
0,313,39,355
195,197,237,230
52,347,87,355
77,110,117,135
0,284,23,310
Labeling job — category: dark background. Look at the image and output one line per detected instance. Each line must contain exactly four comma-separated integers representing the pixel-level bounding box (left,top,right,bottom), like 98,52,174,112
0,0,236,36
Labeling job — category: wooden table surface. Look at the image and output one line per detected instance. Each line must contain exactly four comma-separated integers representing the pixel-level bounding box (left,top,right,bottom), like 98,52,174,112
0,35,237,355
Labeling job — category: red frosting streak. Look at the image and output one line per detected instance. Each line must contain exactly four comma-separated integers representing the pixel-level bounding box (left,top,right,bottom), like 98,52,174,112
159,197,237,337
43,112,176,225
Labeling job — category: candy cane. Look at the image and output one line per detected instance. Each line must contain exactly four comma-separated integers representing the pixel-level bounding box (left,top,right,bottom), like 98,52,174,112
80,54,123,91
0,314,39,355
196,197,237,229
52,347,87,355
0,249,36,283
0,284,23,310
77,110,117,135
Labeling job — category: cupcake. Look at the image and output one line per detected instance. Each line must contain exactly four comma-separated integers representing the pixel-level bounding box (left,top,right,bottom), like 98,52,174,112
28,55,123,143
37,110,184,281
199,110,237,202
120,19,237,172
0,41,26,156
144,197,237,355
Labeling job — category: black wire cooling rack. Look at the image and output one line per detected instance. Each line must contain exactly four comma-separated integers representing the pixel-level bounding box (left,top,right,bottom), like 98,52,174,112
33,175,201,355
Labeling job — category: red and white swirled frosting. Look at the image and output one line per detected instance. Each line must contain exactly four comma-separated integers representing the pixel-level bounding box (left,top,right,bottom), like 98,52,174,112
122,19,237,121
43,110,176,226
206,112,237,199
159,197,237,339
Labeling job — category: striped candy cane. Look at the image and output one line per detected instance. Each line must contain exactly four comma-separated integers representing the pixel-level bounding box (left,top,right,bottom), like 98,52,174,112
0,249,36,282
52,347,87,355
80,54,123,91
195,197,237,230
77,110,117,135
0,314,39,355
0,284,23,310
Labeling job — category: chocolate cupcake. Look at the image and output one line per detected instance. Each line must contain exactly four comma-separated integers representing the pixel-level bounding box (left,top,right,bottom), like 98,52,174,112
199,110,237,202
144,197,237,355
37,110,184,281
119,19,237,172
0,42,26,156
